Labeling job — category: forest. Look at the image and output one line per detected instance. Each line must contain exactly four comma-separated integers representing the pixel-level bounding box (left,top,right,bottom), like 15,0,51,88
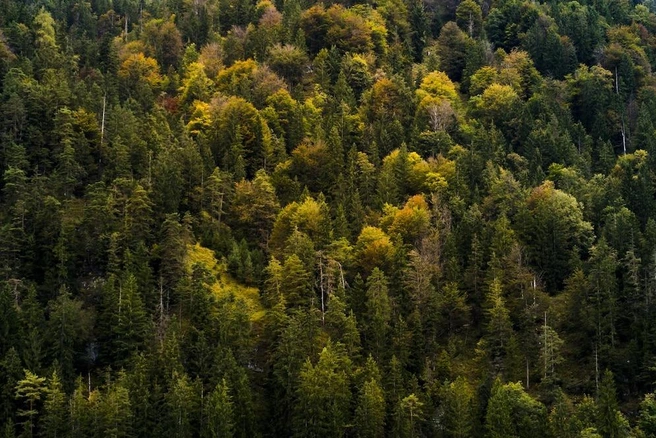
3,0,656,436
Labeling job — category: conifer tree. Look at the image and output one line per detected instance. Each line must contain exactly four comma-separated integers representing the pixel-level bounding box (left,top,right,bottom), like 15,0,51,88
294,344,351,438
484,279,512,374
354,379,385,438
14,370,45,438
597,370,629,438
365,268,392,361
204,379,234,438
440,377,474,438
39,370,67,438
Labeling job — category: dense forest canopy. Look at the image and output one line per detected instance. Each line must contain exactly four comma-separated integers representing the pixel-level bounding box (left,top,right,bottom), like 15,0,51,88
3,0,656,436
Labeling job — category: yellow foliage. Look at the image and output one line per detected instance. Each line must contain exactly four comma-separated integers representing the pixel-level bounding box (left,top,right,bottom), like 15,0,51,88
270,196,329,250
469,66,498,96
381,149,431,193
185,243,264,322
355,226,394,271
416,71,458,103
293,197,324,232
381,195,431,241
472,83,520,119
117,40,147,62
425,172,448,194
118,52,163,87
216,58,258,88
430,155,457,182
404,194,429,210
179,62,213,105
186,101,212,136
186,242,219,274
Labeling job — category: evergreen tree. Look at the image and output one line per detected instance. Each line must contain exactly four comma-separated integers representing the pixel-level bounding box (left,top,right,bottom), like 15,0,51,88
39,370,67,438
203,379,234,438
440,377,474,438
597,370,629,438
484,279,513,375
354,378,385,438
14,370,46,438
365,268,392,361
294,343,351,438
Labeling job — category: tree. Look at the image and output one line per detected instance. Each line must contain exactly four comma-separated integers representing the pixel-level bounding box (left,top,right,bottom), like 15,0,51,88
587,240,619,354
522,14,577,79
485,380,547,438
203,379,234,438
267,44,308,86
14,370,45,438
484,279,513,374
597,370,629,438
281,255,313,309
355,227,395,274
539,315,564,384
364,268,392,361
0,285,19,359
97,373,133,438
46,287,93,386
399,393,423,438
179,62,213,106
566,65,615,138
1,348,22,425
354,378,385,438
470,83,521,130
294,344,351,438
33,9,61,71
165,371,197,438
230,170,280,243
39,370,67,438
639,392,656,437
143,16,184,69
516,181,593,292
101,274,150,366
548,389,580,438
440,377,474,438
456,0,483,37
118,53,163,106
19,287,45,374
69,378,92,438
437,22,469,82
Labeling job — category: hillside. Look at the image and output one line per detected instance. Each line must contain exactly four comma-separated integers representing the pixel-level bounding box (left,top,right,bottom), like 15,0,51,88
2,0,656,436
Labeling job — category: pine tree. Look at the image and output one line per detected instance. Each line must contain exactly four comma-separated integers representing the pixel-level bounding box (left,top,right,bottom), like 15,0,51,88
97,372,133,438
0,285,19,360
19,287,44,375
69,378,89,438
639,392,656,437
485,380,547,438
354,378,385,438
107,273,151,365
14,370,45,438
294,343,351,438
440,377,474,438
165,371,196,438
1,349,22,426
365,268,392,361
484,279,513,375
281,255,313,309
46,287,92,386
597,370,629,438
549,389,581,438
399,393,423,438
39,370,67,438
203,379,234,438
539,315,564,385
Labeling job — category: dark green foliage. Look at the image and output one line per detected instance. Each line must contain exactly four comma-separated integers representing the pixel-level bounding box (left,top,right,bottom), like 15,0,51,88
0,0,656,436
